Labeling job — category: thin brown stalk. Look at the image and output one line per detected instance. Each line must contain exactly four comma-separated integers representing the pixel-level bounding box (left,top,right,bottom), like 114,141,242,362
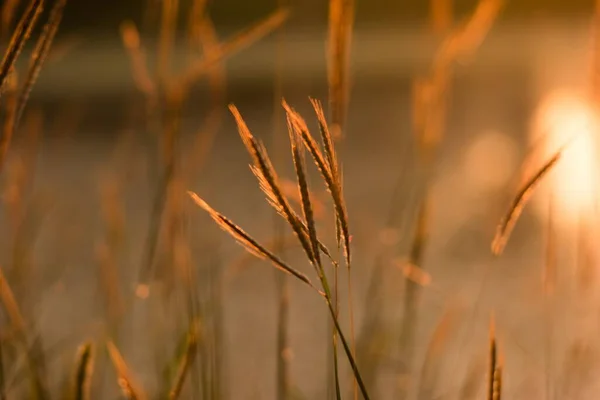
120,20,156,97
416,305,460,400
288,112,344,400
491,150,562,256
188,192,321,293
186,0,208,48
0,0,44,95
434,0,503,71
157,0,179,87
72,342,94,400
106,340,147,400
0,75,18,173
309,99,357,396
168,327,198,400
397,199,429,400
488,317,500,400
271,14,290,397
177,8,289,92
1,0,22,39
14,0,67,132
327,0,354,140
181,12,226,183
430,0,453,35
0,265,48,398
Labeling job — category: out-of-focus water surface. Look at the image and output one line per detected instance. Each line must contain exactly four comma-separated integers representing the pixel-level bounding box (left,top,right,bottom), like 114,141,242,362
4,20,600,399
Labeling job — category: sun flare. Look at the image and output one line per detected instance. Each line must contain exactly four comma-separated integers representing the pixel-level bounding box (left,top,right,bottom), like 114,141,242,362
532,90,600,222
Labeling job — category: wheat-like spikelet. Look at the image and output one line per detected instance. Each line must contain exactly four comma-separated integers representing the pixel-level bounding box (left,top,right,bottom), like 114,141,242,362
229,105,318,266
283,100,351,266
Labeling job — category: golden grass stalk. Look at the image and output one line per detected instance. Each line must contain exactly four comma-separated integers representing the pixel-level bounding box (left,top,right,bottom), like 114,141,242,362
14,0,67,132
1,0,22,39
270,21,291,396
177,8,289,92
157,0,179,87
0,265,49,398
181,12,225,182
192,102,370,399
72,342,94,400
416,305,460,400
271,17,290,397
307,98,357,396
106,340,147,400
188,192,320,293
487,318,502,400
0,0,43,95
168,326,198,400
491,149,562,256
327,0,354,140
120,20,156,97
0,74,18,176
287,112,343,400
430,0,453,35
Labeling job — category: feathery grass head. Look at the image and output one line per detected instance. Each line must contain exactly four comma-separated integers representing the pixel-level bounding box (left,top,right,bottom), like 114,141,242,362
282,99,351,267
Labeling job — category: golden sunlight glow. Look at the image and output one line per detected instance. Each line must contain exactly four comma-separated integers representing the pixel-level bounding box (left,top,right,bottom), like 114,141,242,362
531,89,599,223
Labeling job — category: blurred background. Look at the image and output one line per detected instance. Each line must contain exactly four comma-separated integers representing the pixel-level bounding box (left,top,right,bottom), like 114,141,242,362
2,0,600,399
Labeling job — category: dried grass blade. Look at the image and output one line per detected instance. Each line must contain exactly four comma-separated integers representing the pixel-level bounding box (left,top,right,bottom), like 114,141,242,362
72,342,94,400
188,192,321,294
14,0,67,132
106,340,147,400
491,150,561,256
0,0,44,95
327,0,354,140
